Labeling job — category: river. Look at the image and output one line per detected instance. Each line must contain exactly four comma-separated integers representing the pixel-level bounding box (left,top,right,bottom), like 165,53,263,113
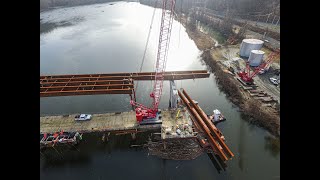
40,2,279,180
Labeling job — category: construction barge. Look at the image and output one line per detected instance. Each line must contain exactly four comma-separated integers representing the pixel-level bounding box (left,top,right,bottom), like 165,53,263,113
40,90,233,164
40,70,232,165
40,105,225,137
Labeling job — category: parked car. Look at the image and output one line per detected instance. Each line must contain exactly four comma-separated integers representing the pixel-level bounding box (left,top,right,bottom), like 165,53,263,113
269,77,279,86
75,114,92,121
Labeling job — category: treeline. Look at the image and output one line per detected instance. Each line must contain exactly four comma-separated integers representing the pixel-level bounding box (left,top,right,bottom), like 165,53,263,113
190,10,234,40
139,0,194,14
40,0,124,10
139,0,280,18
206,0,280,16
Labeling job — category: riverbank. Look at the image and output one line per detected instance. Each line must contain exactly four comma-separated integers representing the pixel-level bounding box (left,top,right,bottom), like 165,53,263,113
179,16,280,137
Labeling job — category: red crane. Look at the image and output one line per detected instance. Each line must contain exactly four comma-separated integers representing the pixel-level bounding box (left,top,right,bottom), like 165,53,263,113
238,49,280,84
130,0,176,123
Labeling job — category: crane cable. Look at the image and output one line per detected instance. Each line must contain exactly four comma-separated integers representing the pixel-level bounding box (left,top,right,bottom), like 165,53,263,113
135,0,158,92
178,0,183,48
179,0,183,89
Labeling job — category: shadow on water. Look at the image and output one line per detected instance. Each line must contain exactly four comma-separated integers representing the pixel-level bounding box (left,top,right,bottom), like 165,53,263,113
238,115,245,171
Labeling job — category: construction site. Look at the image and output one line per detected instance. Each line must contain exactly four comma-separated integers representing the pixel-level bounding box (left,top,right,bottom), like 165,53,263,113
175,0,280,137
41,0,280,179
138,0,280,136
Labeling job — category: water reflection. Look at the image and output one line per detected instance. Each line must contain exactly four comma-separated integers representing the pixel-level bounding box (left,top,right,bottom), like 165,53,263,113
207,153,226,173
264,136,280,158
160,159,168,180
238,117,245,171
197,22,226,44
41,149,91,169
40,16,84,35
40,21,73,35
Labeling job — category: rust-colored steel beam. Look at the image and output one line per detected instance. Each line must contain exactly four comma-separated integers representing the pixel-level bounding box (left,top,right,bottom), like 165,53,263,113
40,80,130,85
40,70,210,97
189,113,203,133
40,73,209,82
178,90,228,161
41,84,134,90
182,89,234,158
40,70,209,79
40,76,134,97
40,70,210,82
40,89,133,97
41,76,133,82
133,73,210,80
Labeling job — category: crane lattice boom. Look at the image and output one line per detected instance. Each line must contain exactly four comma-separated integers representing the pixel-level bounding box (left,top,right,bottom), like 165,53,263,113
238,49,280,84
151,0,176,111
130,0,176,122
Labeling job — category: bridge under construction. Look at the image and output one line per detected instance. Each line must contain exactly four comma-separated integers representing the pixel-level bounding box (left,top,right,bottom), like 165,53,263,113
40,70,210,97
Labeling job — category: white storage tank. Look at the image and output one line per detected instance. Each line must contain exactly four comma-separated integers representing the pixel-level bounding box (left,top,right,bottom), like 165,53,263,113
249,50,265,66
239,39,264,57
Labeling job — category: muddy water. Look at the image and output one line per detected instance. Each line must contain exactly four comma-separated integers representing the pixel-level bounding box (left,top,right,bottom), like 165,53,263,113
40,2,279,180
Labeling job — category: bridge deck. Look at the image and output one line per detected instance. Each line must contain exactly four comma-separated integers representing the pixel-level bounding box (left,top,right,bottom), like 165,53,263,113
40,70,210,97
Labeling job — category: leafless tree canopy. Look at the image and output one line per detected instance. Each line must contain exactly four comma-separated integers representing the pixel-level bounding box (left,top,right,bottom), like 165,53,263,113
40,0,123,10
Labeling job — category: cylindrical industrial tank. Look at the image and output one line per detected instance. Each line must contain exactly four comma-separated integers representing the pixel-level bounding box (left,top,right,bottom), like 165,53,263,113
239,39,264,57
249,50,265,66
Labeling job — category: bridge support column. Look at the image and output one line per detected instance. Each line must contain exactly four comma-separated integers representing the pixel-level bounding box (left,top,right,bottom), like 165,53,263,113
169,80,179,109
